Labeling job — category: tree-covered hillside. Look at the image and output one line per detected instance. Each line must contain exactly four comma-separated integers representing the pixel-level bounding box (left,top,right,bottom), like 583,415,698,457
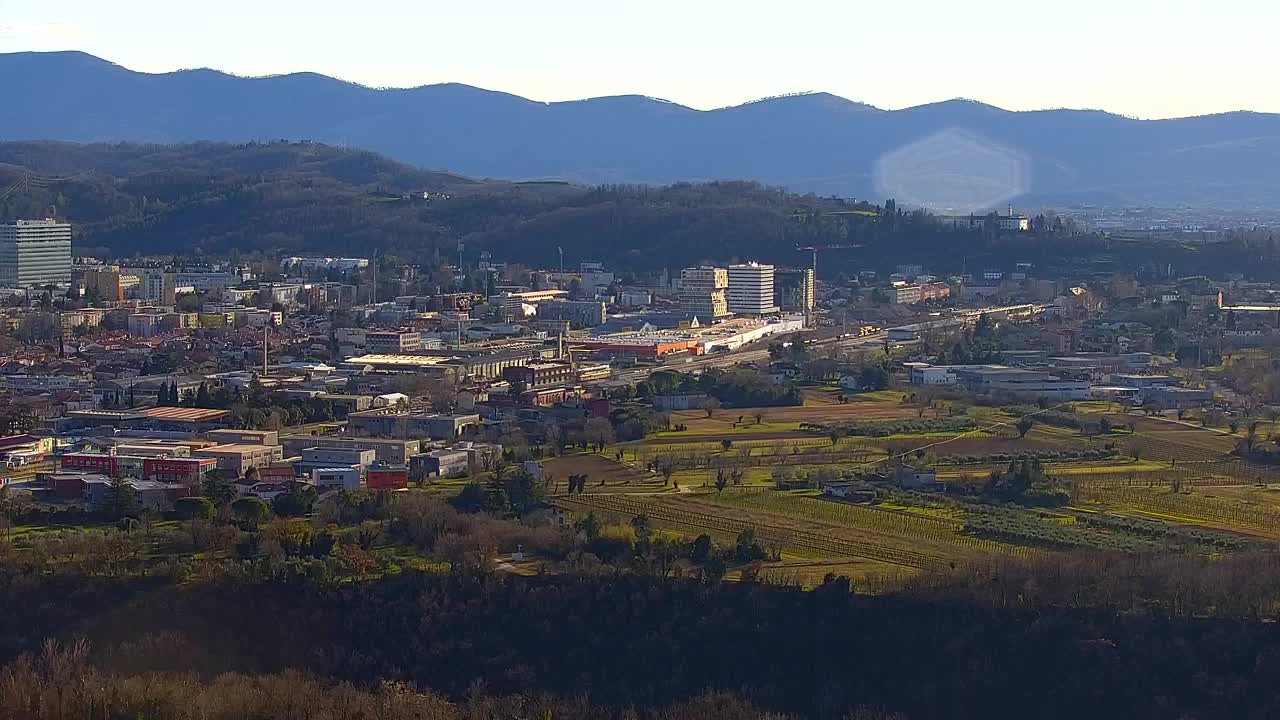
3,140,1279,279
0,140,870,267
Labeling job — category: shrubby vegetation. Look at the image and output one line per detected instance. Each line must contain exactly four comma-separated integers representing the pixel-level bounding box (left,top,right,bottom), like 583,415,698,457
645,367,801,408
1005,404,1117,436
938,447,1119,465
804,417,975,438
979,459,1070,507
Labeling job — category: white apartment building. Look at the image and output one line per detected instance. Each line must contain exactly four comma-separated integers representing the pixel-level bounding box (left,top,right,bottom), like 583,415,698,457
0,219,72,287
174,271,236,293
679,266,730,320
727,263,779,315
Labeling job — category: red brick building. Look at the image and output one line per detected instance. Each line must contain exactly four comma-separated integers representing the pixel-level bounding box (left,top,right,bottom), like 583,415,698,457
366,464,409,490
143,457,218,485
59,453,119,475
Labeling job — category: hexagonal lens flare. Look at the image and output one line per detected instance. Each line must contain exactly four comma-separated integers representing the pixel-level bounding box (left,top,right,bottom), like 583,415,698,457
874,128,1030,214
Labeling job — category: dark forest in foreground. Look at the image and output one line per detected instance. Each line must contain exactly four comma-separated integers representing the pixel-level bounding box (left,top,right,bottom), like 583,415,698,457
7,553,1280,719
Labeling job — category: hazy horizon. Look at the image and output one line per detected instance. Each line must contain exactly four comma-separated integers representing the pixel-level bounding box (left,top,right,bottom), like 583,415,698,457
2,0,1277,120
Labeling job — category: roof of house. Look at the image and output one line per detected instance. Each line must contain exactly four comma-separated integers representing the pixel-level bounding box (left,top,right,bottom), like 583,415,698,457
143,407,229,422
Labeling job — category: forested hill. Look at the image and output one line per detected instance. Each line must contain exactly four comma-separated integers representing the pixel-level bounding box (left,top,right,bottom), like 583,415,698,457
7,51,1280,206
4,140,1279,278
0,140,871,267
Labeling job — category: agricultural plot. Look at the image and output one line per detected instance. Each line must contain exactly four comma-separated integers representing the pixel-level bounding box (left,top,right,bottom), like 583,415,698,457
710,490,1035,560
556,492,951,570
963,504,1249,552
1076,485,1280,539
542,454,662,494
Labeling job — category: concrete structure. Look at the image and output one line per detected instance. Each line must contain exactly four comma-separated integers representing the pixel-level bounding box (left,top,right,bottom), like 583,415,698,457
1046,353,1156,373
82,267,123,302
193,444,285,476
617,290,652,308
340,354,455,378
127,313,165,337
312,467,361,491
142,270,177,305
503,361,574,388
284,256,369,272
0,219,72,287
299,446,376,469
951,365,1091,400
727,263,779,315
1143,386,1213,409
206,429,280,446
365,330,423,354
316,393,375,414
82,477,189,510
907,364,957,385
895,464,942,491
490,289,569,318
583,315,803,359
997,208,1031,232
891,282,950,305
537,300,607,327
279,436,420,464
347,409,480,440
652,394,710,411
173,271,235,293
679,266,729,320
774,268,814,314
411,449,470,479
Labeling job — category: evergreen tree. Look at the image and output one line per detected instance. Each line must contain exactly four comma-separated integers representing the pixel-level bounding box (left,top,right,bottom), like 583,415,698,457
104,476,140,521
195,382,212,408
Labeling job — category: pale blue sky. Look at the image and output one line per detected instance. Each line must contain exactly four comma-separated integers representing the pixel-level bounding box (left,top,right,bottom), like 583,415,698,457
2,0,1276,118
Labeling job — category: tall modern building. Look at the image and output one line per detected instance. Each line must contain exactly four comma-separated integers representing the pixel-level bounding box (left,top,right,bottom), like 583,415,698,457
727,263,779,315
774,268,815,314
0,219,73,288
678,266,730,320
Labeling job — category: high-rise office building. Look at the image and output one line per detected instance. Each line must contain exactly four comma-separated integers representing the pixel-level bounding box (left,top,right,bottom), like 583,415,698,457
678,266,730,320
774,268,815,314
0,219,72,288
727,262,779,315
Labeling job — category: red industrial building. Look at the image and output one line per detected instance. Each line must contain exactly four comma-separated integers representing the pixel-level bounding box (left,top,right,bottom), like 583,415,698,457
144,457,218,485
59,453,216,486
59,453,119,475
366,464,409,490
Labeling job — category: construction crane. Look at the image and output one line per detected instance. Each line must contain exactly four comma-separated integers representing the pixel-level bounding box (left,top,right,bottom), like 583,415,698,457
789,206,876,276
795,243,861,276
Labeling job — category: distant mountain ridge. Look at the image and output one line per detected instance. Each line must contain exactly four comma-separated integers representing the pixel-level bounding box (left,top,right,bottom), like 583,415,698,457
4,51,1280,206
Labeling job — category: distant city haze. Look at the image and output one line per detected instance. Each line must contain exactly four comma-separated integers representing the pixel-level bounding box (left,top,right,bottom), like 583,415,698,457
1,0,1276,119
